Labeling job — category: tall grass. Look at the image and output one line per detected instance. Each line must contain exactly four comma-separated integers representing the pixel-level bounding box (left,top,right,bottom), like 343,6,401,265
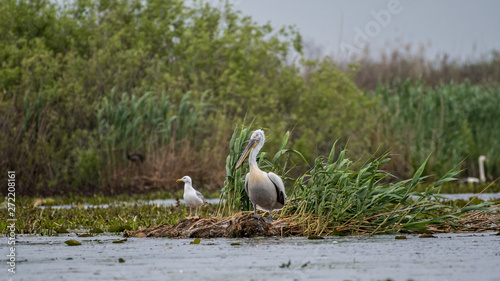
0,86,101,194
372,80,500,179
98,90,211,152
96,90,212,191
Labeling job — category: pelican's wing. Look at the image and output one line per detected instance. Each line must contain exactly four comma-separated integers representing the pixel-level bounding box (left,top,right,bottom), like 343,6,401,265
195,189,206,204
244,173,250,196
267,172,286,205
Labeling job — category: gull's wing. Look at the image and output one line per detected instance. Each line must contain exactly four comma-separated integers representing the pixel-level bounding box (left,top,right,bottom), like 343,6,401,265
267,172,286,205
195,189,206,204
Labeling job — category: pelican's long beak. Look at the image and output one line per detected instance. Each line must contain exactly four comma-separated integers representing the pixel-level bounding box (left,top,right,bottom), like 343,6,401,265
235,139,259,169
176,179,183,182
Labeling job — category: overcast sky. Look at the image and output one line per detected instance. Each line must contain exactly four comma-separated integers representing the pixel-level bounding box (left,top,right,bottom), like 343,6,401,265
224,0,500,61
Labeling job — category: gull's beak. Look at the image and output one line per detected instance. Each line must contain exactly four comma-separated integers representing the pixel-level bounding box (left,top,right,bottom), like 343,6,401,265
235,138,259,169
176,179,183,182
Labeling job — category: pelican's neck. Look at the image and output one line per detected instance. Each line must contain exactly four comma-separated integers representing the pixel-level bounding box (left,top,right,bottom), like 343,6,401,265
479,158,486,183
248,142,263,172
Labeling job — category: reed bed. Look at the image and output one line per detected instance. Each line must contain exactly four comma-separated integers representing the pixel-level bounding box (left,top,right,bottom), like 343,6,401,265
442,206,500,233
279,144,463,236
97,90,215,192
98,90,210,163
215,126,499,236
371,80,500,180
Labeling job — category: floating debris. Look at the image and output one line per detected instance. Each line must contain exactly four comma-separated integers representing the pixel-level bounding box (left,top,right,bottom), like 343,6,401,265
77,233,93,237
395,235,407,239
57,227,69,234
118,258,125,263
91,228,104,233
190,238,201,244
112,239,127,243
230,242,241,246
307,235,324,240
109,225,132,233
64,240,81,246
280,260,291,268
419,234,437,238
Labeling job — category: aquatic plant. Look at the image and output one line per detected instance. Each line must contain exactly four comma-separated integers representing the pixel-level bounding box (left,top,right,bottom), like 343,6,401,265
0,200,217,236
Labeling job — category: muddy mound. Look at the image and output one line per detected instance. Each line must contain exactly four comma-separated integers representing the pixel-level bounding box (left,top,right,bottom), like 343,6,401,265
124,213,284,238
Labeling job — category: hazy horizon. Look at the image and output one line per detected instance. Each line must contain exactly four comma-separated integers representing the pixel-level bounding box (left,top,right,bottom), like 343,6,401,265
219,0,500,62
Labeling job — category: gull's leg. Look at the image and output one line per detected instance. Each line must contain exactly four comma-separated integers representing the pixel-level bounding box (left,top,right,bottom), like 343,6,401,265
189,207,192,217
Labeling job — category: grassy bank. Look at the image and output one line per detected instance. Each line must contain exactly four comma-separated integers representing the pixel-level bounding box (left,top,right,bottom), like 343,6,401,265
0,202,217,236
1,165,497,237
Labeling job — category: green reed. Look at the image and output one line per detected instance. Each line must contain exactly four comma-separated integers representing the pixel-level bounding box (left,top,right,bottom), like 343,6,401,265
97,90,211,172
373,80,500,180
281,143,463,235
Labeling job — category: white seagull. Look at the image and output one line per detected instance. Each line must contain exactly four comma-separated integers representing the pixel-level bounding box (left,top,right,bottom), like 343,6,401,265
235,129,286,222
177,176,206,217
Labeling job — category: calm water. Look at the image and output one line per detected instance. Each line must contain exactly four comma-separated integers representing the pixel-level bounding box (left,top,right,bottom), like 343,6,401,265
4,232,500,281
5,193,500,280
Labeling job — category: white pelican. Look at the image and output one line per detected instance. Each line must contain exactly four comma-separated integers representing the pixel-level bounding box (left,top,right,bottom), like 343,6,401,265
461,155,488,183
235,129,286,222
177,176,206,217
